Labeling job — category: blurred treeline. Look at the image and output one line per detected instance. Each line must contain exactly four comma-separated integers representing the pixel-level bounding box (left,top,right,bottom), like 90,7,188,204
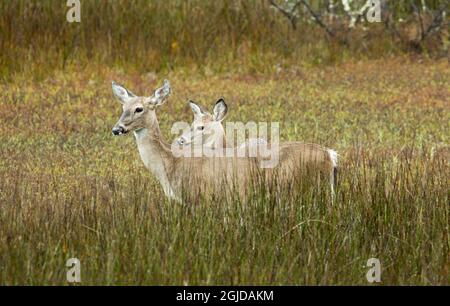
0,0,448,79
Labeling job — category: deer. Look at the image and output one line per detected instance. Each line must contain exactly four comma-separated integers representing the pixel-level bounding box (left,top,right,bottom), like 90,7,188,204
176,99,268,150
111,80,338,203
175,98,338,198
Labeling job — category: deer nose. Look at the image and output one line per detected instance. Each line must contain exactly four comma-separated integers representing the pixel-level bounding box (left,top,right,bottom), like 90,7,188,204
112,126,125,136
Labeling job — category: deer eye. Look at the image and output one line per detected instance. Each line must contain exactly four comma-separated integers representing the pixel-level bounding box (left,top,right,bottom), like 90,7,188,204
135,107,144,113
197,126,205,131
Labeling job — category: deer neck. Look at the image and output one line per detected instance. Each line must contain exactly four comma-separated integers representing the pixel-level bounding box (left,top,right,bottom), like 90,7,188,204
133,117,178,200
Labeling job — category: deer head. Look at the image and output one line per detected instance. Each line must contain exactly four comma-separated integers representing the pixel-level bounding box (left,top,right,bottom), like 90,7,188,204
111,80,171,135
177,98,228,149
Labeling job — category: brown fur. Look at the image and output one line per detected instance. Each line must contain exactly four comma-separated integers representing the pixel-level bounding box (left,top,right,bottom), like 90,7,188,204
112,81,335,202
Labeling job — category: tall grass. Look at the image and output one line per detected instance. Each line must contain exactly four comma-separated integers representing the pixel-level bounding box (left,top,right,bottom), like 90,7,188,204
0,137,448,285
0,59,448,285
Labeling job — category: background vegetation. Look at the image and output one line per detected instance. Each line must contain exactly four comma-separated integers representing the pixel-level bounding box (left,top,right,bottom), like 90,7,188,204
0,0,448,285
0,0,448,80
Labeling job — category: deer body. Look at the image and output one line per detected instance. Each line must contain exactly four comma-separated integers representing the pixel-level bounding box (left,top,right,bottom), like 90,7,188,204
112,80,337,202
135,124,334,201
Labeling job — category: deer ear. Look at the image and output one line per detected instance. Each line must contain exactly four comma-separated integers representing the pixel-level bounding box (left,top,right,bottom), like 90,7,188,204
213,98,227,121
189,100,204,117
147,79,171,106
112,81,135,104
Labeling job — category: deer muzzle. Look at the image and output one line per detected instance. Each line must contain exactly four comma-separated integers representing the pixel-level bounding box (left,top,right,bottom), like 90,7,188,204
112,125,127,136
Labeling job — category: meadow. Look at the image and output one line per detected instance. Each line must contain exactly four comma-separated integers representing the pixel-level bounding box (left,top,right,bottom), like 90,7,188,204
0,0,448,285
0,58,448,285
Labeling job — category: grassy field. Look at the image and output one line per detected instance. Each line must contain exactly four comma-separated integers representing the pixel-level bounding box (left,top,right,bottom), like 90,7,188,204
0,58,448,285
1,0,448,81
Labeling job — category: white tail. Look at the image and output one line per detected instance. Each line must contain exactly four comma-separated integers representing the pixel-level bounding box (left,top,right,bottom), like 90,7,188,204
327,149,338,199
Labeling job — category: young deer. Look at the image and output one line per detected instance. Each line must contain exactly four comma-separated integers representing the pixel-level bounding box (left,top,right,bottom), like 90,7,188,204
176,98,338,197
176,99,267,150
111,80,338,202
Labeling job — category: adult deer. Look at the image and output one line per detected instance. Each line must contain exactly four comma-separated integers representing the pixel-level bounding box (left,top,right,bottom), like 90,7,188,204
111,80,338,202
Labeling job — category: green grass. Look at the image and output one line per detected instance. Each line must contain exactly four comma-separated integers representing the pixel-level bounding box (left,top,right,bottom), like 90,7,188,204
0,58,448,285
